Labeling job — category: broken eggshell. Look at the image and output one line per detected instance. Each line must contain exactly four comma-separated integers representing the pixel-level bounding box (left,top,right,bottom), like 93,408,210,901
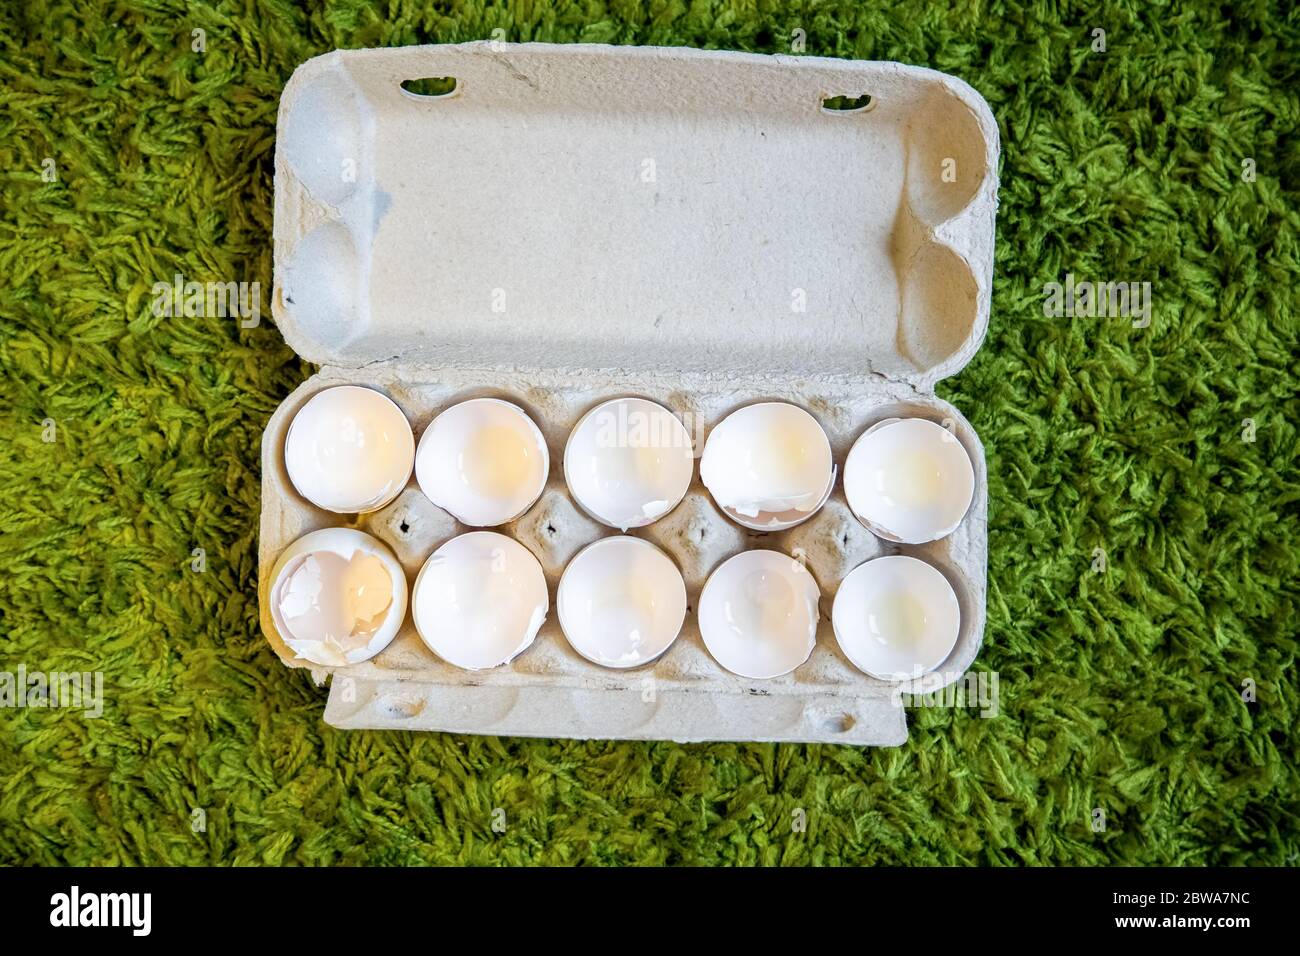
843,417,974,544
268,527,408,667
700,402,835,532
411,531,549,670
698,549,820,679
284,384,415,515
557,535,688,669
415,398,549,527
832,554,961,680
563,397,695,531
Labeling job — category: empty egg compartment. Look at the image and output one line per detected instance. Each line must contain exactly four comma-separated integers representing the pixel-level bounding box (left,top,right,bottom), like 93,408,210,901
257,364,986,745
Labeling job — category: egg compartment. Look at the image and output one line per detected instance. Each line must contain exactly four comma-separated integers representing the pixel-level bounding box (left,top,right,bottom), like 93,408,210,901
259,367,987,745
262,42,999,744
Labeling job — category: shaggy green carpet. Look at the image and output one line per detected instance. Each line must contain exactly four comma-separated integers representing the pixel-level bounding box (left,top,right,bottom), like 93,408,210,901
1,0,1297,866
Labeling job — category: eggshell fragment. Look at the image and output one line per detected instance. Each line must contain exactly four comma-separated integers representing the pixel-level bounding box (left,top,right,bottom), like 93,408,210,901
268,527,408,666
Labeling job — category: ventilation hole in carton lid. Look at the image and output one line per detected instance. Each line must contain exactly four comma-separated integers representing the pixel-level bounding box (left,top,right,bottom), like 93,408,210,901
401,76,459,99
821,92,874,114
399,520,411,534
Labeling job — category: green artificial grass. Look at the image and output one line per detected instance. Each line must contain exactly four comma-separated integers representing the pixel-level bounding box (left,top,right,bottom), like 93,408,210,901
1,0,1297,866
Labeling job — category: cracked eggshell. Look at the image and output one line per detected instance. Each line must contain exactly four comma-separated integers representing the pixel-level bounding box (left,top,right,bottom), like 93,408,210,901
415,398,549,527
698,549,820,679
843,418,974,544
284,385,415,514
268,527,408,667
700,402,834,531
412,531,549,670
832,554,960,680
557,536,687,669
563,397,695,531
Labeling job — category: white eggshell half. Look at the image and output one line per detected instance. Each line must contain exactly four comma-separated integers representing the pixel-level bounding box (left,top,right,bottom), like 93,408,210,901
415,398,549,527
557,536,687,669
698,549,820,680
284,385,415,514
411,531,548,670
563,398,694,530
832,555,961,680
700,402,833,531
843,417,975,544
268,527,408,667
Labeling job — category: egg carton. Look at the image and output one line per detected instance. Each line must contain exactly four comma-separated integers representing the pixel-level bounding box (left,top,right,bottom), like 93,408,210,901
260,42,999,746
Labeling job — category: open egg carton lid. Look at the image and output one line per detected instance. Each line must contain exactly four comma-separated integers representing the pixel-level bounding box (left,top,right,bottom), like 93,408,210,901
264,42,1000,745
272,42,998,386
